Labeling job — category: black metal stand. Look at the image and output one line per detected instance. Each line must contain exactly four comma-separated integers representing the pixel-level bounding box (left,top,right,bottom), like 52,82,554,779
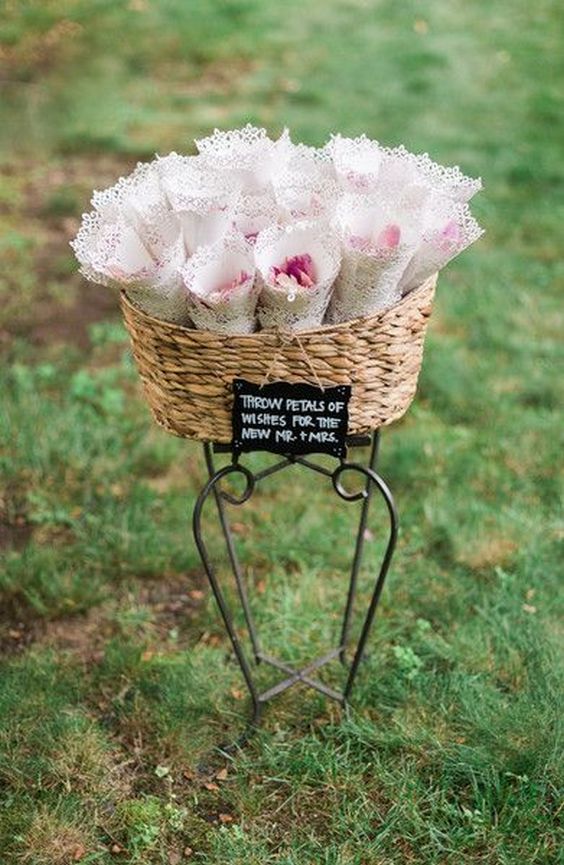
192,431,398,740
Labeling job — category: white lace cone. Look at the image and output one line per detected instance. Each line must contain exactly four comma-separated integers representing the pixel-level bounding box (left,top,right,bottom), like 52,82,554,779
326,133,381,192
180,233,258,334
231,192,280,243
156,152,241,214
195,124,293,193
154,154,238,256
125,272,190,324
92,160,163,215
411,151,482,202
327,247,412,323
378,144,482,203
88,157,190,322
272,144,338,221
92,161,179,251
375,146,422,199
326,195,420,323
178,208,232,257
399,199,484,295
255,220,341,331
71,209,190,324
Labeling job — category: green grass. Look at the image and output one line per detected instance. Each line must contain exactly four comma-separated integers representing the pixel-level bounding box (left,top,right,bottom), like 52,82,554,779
1,0,563,862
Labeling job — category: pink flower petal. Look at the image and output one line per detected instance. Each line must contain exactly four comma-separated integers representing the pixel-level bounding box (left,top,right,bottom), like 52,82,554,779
270,253,316,289
376,223,401,249
216,270,250,295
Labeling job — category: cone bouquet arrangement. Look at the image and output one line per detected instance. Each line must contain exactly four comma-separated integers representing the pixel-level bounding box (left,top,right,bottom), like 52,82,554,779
72,126,483,334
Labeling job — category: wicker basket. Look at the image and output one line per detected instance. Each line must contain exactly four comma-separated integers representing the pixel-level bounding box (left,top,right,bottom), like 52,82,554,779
120,274,436,443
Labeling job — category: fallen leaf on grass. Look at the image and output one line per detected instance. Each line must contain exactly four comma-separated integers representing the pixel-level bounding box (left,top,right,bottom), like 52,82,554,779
199,631,222,646
204,781,219,791
219,813,234,824
215,767,228,781
230,688,244,700
189,589,205,601
73,845,87,861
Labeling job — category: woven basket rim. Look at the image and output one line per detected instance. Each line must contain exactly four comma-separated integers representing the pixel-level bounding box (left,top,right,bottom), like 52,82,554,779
120,273,437,341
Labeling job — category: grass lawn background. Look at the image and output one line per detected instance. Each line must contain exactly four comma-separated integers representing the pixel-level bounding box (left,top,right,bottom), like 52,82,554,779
0,1,562,862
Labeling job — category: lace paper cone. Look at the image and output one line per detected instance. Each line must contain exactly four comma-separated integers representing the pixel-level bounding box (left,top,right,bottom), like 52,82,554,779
255,220,341,331
156,153,241,214
154,154,239,256
272,144,338,221
326,247,413,323
180,233,258,334
378,144,482,203
326,195,419,323
178,209,232,257
376,146,421,199
231,192,280,243
92,160,161,213
326,133,381,192
92,162,178,245
411,151,482,202
71,210,190,324
90,158,187,282
399,199,484,295
195,124,293,193
124,276,190,324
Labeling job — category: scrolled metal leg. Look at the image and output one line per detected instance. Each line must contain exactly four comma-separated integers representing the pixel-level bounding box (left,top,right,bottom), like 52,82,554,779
203,443,261,662
339,431,380,664
192,461,262,739
331,461,398,701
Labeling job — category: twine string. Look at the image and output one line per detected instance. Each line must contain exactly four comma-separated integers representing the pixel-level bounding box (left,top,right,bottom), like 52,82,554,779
293,332,326,391
259,333,289,389
260,330,326,392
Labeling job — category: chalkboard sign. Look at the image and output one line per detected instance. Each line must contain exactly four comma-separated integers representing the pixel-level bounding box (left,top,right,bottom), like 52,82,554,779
232,379,351,458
